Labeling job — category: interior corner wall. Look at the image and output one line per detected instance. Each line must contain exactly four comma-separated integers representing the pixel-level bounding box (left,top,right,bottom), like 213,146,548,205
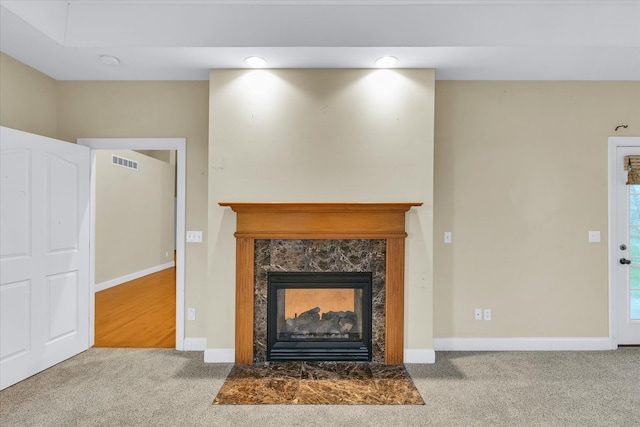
0,53,58,138
56,80,210,338
94,150,175,285
208,69,436,353
433,81,640,339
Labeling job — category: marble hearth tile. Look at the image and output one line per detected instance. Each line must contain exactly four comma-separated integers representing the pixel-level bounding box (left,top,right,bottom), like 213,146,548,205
228,363,302,379
213,362,425,405
301,362,373,380
373,379,425,405
213,377,300,405
297,379,378,405
296,377,424,405
250,362,302,378
368,364,412,380
260,362,303,378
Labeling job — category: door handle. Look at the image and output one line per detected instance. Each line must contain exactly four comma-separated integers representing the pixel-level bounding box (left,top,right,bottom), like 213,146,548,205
620,258,632,265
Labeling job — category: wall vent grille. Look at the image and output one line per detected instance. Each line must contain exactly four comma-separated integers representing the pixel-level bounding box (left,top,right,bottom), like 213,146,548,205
111,155,138,170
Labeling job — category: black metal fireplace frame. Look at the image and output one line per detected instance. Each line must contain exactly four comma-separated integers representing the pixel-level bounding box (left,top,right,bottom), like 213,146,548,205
267,272,372,362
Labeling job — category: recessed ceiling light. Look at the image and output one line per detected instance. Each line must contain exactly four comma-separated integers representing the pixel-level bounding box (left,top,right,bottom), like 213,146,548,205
375,56,398,68
99,55,120,66
245,56,267,68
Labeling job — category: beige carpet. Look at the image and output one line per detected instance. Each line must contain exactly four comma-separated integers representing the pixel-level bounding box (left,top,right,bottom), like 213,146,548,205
2,348,639,426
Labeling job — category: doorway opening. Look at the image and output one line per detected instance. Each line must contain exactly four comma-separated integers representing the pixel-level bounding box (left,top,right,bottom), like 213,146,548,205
93,149,176,347
78,138,186,350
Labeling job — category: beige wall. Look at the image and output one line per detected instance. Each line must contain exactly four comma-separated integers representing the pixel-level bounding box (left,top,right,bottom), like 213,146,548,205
0,53,58,138
56,81,210,337
434,81,640,338
208,69,436,351
1,56,209,339
95,150,175,284
5,51,640,351
135,149,176,165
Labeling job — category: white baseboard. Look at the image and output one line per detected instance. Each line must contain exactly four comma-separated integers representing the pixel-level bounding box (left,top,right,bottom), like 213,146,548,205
95,261,175,292
433,337,615,351
204,348,235,363
404,349,436,364
192,339,613,365
183,337,207,351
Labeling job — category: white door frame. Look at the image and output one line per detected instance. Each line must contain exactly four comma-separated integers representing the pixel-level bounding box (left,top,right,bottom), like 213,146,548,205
78,138,186,350
608,136,640,347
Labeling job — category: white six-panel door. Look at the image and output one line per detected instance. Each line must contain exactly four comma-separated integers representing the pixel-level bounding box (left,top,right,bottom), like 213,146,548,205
1,127,90,390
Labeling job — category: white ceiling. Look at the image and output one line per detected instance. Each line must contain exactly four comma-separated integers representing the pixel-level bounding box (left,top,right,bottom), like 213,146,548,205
1,0,639,81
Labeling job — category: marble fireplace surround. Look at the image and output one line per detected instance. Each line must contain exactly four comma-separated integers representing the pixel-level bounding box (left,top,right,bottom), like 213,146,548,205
255,240,382,363
219,202,422,364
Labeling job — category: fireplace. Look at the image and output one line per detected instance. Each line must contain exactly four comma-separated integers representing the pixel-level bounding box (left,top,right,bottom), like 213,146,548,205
267,272,372,361
219,202,421,364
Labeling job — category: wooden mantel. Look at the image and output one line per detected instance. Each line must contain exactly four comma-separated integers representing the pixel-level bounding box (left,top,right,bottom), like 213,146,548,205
219,202,422,364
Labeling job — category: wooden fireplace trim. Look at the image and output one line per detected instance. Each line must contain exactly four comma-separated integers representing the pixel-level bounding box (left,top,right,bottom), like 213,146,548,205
219,202,422,364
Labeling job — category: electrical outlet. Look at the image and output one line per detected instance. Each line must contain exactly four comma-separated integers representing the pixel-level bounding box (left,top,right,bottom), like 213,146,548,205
187,307,196,320
484,309,492,321
474,308,482,320
588,231,600,243
186,231,202,243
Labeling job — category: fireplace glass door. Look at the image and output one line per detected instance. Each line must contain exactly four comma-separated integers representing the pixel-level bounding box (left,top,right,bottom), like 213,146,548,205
267,272,372,361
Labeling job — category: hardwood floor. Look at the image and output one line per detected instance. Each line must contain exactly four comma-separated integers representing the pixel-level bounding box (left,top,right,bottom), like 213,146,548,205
94,267,176,348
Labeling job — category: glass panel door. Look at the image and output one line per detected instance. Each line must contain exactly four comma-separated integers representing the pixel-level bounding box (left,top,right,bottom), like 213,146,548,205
615,143,640,345
629,185,640,321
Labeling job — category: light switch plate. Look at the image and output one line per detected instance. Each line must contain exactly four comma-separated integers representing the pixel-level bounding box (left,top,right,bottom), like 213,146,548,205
444,232,452,244
588,231,600,243
186,231,203,243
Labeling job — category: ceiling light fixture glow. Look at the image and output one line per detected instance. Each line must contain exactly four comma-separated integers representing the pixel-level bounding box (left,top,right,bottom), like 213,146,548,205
99,55,120,66
375,56,398,68
245,56,267,68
